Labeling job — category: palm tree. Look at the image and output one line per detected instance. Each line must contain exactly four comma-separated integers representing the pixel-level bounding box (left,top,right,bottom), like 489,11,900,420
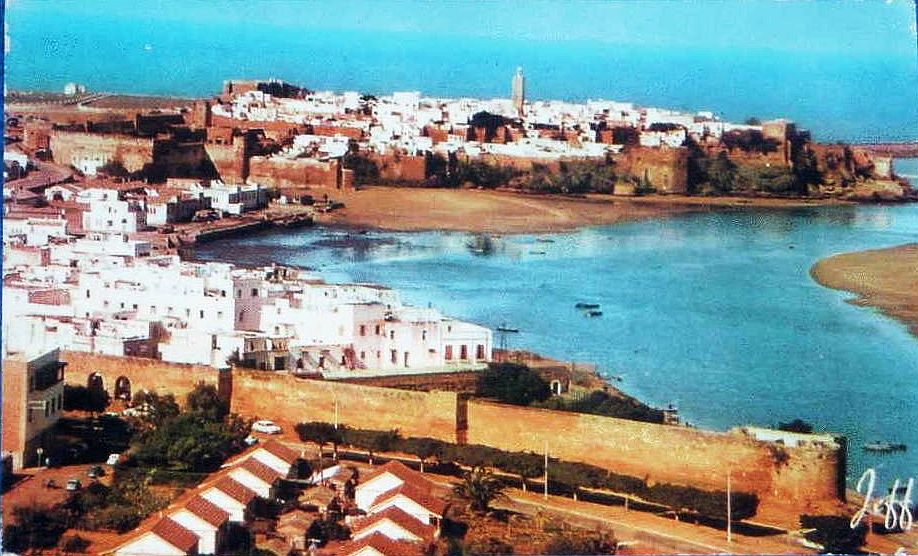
453,466,504,512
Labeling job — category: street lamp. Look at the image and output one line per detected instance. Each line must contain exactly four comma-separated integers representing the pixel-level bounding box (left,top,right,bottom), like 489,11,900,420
36,447,44,468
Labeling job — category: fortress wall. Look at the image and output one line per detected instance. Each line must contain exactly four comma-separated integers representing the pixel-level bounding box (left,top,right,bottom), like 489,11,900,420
59,351,844,522
249,156,340,189
61,351,222,406
229,370,460,442
50,130,155,174
616,147,688,194
465,400,844,518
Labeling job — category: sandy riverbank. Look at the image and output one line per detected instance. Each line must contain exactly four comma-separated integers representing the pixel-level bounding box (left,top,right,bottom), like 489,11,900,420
312,186,848,234
810,244,918,337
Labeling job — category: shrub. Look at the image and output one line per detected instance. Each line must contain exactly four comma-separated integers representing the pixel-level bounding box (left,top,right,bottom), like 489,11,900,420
477,362,550,406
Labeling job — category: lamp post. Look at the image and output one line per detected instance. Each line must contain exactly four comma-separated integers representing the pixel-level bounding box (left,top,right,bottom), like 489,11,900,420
726,471,732,544
36,447,44,468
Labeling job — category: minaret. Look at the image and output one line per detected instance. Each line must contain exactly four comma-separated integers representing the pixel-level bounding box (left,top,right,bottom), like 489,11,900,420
511,67,525,118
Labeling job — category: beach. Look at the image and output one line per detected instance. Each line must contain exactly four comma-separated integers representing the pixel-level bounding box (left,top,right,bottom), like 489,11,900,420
811,243,918,337
312,185,850,234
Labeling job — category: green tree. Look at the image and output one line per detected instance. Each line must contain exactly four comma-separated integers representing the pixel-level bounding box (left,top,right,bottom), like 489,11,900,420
131,390,180,427
64,384,111,414
744,117,762,126
477,362,551,406
186,383,228,422
342,151,380,186
705,151,738,194
453,466,504,513
295,422,345,463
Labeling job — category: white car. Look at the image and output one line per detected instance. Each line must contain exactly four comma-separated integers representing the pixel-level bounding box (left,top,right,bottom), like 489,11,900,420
251,420,282,434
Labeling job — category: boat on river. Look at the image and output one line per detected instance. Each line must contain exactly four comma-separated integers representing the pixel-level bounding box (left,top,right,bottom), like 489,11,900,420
575,303,601,310
863,441,907,453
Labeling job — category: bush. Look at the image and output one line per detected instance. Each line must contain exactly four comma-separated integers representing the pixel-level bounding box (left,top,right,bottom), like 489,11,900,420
61,534,91,554
535,389,665,424
778,419,813,434
800,514,867,554
543,530,618,555
477,362,551,406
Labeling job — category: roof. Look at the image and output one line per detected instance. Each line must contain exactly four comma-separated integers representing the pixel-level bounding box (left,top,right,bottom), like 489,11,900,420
260,440,300,464
359,460,428,491
349,507,436,541
182,495,230,527
239,456,284,484
338,532,426,556
150,517,199,553
369,482,448,517
211,476,257,504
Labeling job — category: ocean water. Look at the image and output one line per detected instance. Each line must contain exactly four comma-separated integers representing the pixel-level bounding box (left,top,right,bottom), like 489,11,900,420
4,7,918,143
195,204,918,485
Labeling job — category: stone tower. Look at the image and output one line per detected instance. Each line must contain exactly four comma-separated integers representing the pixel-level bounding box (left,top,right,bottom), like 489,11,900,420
511,67,525,118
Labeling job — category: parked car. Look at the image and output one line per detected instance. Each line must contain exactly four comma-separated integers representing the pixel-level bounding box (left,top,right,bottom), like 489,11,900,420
65,478,82,491
251,420,282,434
243,435,259,446
106,453,122,466
87,465,105,478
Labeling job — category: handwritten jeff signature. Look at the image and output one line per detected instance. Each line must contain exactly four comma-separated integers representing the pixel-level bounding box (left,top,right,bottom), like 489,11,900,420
850,468,914,532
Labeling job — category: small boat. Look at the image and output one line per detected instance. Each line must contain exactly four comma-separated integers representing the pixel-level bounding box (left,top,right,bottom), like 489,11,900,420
864,441,907,453
586,310,603,317
575,303,601,310
529,251,546,255
496,326,520,333
536,238,556,243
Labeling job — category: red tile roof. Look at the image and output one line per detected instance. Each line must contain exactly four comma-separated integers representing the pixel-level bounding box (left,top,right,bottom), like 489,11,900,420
239,456,284,484
260,440,300,464
338,532,426,556
212,476,257,504
369,481,448,517
360,461,431,492
151,517,199,553
182,495,230,528
349,507,436,541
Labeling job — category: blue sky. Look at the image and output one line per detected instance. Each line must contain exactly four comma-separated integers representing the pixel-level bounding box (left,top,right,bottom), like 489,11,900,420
7,0,918,56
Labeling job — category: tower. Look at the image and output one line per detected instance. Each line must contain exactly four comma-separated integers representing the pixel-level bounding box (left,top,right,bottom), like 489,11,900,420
511,67,525,118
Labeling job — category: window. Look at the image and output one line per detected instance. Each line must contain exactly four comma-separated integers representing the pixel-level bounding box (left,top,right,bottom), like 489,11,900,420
251,288,258,297
422,330,427,341
221,290,226,297
390,350,398,364
389,330,395,340
200,310,205,319
375,325,381,335
445,345,453,360
150,305,157,315
85,290,91,298
376,351,381,359
476,344,486,359
460,345,468,360
132,304,138,310
239,311,244,321
237,289,242,297
186,308,191,317
360,351,366,360
217,311,223,319
359,325,366,336
121,302,125,309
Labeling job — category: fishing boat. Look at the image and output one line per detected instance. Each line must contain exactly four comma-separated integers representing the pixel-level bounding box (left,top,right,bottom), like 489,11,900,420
496,325,520,333
586,310,603,317
575,303,601,310
863,441,907,453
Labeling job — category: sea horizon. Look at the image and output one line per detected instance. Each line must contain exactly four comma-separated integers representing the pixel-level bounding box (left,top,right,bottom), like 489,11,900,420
5,3,918,144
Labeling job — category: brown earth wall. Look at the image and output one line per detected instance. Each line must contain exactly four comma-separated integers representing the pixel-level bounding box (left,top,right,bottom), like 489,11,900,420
56,351,844,521
615,147,688,194
204,142,247,183
371,154,427,183
49,131,155,174
465,400,843,519
61,351,223,406
249,156,340,189
230,371,460,442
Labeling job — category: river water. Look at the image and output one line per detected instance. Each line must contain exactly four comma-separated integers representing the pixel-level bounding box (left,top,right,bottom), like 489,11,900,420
196,194,918,486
